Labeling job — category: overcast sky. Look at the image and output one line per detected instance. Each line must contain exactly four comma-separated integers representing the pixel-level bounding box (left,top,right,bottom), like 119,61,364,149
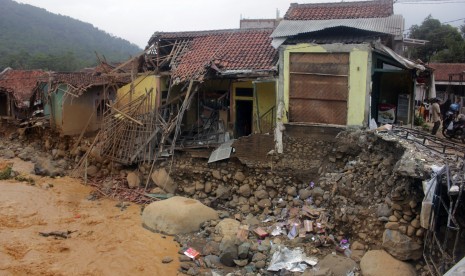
15,0,465,48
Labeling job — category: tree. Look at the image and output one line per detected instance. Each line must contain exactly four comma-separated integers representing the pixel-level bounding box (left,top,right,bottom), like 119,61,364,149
409,15,465,63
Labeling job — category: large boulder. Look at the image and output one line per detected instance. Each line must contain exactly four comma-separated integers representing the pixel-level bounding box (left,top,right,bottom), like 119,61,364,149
142,196,218,235
316,254,357,276
151,168,177,194
382,229,422,261
360,250,416,276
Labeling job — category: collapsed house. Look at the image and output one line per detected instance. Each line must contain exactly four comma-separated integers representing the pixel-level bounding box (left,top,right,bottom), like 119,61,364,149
271,0,432,129
91,28,278,166
37,71,130,136
0,68,45,120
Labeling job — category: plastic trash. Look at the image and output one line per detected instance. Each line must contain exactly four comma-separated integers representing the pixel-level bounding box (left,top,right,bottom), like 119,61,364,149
267,246,318,272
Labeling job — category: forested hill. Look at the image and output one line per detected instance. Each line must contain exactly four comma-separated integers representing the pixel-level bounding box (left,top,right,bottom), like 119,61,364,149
0,0,142,71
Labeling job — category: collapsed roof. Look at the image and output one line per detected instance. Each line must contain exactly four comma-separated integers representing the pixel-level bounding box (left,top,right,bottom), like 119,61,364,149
0,68,46,108
147,28,278,84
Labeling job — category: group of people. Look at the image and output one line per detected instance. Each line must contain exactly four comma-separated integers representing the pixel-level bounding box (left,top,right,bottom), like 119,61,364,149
425,98,462,135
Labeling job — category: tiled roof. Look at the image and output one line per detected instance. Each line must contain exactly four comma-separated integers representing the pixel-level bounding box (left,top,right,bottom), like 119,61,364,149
49,72,130,88
429,63,465,82
153,29,277,82
284,0,393,20
0,69,46,107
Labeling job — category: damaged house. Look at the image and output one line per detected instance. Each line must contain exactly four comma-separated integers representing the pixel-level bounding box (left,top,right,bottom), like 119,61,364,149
0,68,45,120
94,28,278,165
39,71,130,136
271,0,431,128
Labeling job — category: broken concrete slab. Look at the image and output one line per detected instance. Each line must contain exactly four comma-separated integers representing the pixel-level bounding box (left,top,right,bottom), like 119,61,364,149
360,250,415,276
142,196,218,235
151,168,177,194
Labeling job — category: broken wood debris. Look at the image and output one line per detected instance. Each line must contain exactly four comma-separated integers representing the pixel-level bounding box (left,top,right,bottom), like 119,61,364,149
39,230,76,239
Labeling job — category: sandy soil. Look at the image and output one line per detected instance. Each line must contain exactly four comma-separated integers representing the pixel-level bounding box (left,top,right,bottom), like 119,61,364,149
0,160,180,276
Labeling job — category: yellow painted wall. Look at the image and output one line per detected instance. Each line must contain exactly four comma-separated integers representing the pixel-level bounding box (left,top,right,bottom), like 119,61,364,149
116,74,159,112
281,44,369,126
232,80,276,133
348,50,369,125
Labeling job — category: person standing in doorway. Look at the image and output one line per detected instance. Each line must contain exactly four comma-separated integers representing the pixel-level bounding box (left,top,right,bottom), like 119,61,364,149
431,98,441,135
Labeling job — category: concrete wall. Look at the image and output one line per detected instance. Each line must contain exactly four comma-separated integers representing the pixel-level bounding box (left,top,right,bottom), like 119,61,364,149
50,85,115,135
278,43,371,126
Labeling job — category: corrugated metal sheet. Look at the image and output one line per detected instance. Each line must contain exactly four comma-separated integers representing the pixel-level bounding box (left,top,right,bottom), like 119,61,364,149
271,15,404,39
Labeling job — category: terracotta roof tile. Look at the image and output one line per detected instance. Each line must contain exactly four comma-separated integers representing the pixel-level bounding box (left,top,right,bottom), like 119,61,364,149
0,69,46,107
155,29,277,82
49,72,130,88
429,63,465,82
284,0,393,20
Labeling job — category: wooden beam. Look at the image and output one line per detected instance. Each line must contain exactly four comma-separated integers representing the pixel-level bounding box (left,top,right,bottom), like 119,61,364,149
106,104,144,126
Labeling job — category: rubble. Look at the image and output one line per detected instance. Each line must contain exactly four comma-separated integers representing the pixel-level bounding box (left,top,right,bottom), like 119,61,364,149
2,122,462,275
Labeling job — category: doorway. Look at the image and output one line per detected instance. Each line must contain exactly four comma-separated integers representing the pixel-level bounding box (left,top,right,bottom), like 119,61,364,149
0,93,8,116
235,100,253,137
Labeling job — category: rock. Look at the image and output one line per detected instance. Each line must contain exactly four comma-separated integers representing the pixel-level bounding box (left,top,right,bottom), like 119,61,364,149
215,184,231,199
195,181,204,191
351,241,365,251
234,171,246,182
318,254,357,276
238,242,251,259
377,203,392,217
212,170,221,180
299,189,312,200
126,172,141,188
204,182,212,194
389,215,398,222
203,241,220,256
34,157,63,177
382,229,422,261
215,218,240,239
86,165,99,177
287,186,297,196
162,256,173,263
254,190,268,199
265,179,274,187
257,198,271,208
142,196,218,235
411,219,421,229
204,255,221,268
187,267,199,276
179,255,191,262
255,260,266,269
407,226,415,237
234,259,248,267
151,168,177,194
385,222,400,230
150,187,166,194
252,252,267,262
350,250,366,263
360,250,416,276
183,185,196,195
239,184,251,197
219,237,238,267
2,149,15,159
312,187,325,198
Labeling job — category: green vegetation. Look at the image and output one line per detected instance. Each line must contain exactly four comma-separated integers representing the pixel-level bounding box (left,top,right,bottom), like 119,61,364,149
408,16,465,63
0,0,141,71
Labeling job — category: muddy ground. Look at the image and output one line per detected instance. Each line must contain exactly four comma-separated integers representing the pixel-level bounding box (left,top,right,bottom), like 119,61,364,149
0,160,180,276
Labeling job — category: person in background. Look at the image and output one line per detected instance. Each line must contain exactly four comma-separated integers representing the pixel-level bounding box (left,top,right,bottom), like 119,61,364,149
441,98,451,118
424,100,430,122
419,103,425,119
431,98,442,135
